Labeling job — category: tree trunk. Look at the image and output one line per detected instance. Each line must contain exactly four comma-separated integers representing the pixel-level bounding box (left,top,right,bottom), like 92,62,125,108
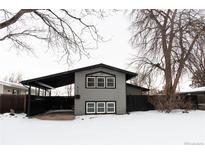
164,59,174,102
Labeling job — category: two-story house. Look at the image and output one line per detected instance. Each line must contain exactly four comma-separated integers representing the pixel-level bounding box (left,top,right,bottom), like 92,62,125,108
21,63,149,116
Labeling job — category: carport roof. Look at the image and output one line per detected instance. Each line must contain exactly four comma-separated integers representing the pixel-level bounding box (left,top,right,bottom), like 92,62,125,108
21,63,137,90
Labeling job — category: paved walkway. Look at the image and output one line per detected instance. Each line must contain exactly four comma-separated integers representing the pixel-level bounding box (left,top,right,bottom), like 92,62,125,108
34,110,75,120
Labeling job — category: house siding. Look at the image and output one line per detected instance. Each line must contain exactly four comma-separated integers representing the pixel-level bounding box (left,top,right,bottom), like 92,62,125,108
1,85,27,95
0,85,3,94
126,86,143,95
74,67,126,115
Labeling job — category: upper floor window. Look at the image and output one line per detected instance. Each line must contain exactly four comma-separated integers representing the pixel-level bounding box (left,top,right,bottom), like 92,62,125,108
97,77,105,88
87,77,95,88
106,77,115,88
85,71,116,89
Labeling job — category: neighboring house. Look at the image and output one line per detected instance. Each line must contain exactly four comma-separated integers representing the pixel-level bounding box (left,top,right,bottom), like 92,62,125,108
0,80,28,95
21,63,149,115
180,86,205,95
126,83,149,95
180,86,205,110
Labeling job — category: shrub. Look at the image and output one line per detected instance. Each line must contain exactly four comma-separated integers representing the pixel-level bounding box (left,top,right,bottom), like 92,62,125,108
148,95,194,113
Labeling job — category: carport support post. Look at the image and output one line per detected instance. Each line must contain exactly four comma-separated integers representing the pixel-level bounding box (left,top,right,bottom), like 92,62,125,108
38,87,40,96
27,85,31,117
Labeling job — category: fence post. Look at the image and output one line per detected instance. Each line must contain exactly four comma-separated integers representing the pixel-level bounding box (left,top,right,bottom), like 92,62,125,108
0,95,1,113
27,86,31,117
23,95,26,113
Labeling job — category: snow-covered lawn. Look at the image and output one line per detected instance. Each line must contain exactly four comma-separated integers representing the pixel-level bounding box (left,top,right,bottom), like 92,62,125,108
0,110,205,145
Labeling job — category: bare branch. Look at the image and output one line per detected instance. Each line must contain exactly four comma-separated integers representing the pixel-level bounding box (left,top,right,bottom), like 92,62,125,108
129,9,205,100
0,9,34,29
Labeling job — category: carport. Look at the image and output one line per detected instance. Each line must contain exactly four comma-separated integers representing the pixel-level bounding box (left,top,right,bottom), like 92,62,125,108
21,70,76,117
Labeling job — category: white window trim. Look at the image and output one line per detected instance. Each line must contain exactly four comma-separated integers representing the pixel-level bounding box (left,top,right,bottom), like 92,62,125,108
86,77,95,88
96,102,105,113
96,77,105,88
86,102,95,114
106,77,115,88
106,102,115,113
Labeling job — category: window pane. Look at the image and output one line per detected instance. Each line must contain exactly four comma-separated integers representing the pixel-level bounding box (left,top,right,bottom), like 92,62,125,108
88,108,94,113
88,78,94,82
98,103,104,107
107,103,114,107
107,108,114,112
98,82,104,87
107,82,114,87
88,103,95,107
87,77,95,87
98,78,104,82
107,78,114,82
97,77,105,87
106,77,115,88
86,102,95,113
88,82,94,87
97,108,105,112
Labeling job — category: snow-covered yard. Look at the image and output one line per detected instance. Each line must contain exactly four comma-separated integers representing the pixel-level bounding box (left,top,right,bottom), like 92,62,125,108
0,110,205,145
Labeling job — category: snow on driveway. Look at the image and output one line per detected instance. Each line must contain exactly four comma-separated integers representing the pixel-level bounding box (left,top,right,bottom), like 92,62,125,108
0,110,205,145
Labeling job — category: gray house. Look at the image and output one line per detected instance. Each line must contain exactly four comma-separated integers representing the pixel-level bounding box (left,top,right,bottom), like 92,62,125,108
21,63,149,115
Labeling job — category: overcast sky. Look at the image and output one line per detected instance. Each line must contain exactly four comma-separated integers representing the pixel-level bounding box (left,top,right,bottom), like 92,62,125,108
0,13,135,77
0,11,191,90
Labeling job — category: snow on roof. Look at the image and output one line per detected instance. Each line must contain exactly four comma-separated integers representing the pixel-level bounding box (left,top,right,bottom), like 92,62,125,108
180,86,205,93
0,80,28,90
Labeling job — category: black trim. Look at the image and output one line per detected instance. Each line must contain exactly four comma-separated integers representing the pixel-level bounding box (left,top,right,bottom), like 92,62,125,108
85,101,116,115
126,83,149,91
21,63,137,89
75,95,80,99
125,81,128,114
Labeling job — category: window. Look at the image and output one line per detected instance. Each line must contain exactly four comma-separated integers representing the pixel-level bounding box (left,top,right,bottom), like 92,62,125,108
86,74,116,89
97,102,105,113
106,102,115,113
87,77,95,88
97,77,105,88
13,89,18,95
106,77,115,88
86,101,116,114
86,102,95,114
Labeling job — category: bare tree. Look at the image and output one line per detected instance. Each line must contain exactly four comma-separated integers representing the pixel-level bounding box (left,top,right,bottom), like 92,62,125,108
65,84,74,96
0,9,105,63
130,72,152,89
3,72,23,83
130,9,205,105
187,41,205,87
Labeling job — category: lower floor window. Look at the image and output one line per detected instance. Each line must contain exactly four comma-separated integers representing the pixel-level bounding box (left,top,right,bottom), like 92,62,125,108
86,101,116,114
86,102,95,114
97,102,105,113
106,102,115,113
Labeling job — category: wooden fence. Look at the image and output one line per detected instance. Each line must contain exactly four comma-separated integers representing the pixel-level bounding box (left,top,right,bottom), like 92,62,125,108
0,94,203,115
197,95,205,110
26,95,74,116
126,94,204,112
126,95,154,112
0,94,26,113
